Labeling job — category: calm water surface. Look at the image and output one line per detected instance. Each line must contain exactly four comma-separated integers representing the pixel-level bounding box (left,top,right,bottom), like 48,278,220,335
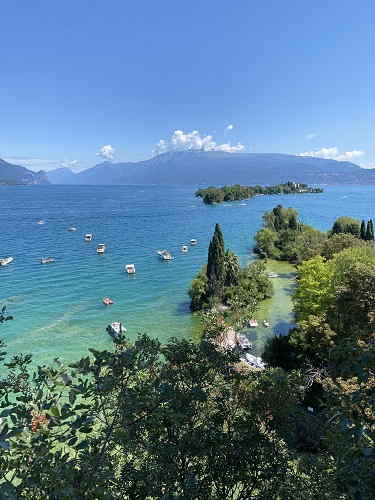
1,185,374,364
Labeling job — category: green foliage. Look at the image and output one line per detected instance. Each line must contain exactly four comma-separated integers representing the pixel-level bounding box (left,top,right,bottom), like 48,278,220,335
254,205,327,264
188,267,208,311
0,334,343,499
190,225,273,318
293,256,334,322
196,182,323,205
330,216,361,237
321,232,369,260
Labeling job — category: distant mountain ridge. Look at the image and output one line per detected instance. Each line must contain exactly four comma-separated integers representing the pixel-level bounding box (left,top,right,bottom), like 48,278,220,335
46,151,375,186
0,158,49,185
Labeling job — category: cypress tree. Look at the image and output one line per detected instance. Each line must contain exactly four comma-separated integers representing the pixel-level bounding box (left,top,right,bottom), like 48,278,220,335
206,224,225,299
360,220,366,240
289,214,298,230
365,220,373,241
368,219,374,241
331,221,341,235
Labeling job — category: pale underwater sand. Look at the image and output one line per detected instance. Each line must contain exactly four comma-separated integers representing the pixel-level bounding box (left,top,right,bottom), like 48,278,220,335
1,184,374,366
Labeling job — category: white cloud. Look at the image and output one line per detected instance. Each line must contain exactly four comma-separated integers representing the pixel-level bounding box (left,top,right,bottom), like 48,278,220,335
297,147,365,163
305,133,318,140
153,129,245,156
226,124,234,131
96,144,115,161
3,156,80,172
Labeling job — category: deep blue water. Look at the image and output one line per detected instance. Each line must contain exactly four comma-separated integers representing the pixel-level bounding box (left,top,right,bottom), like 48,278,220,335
1,184,374,365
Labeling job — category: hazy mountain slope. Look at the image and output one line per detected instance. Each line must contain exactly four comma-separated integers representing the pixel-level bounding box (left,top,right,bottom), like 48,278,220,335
47,167,77,184
73,151,375,185
0,159,49,185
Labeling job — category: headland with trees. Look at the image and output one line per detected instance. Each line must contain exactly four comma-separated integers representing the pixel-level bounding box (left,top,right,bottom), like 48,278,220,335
195,181,323,204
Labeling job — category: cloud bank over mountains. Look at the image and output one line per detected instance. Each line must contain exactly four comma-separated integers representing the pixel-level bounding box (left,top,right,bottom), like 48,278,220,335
153,130,245,156
297,146,365,162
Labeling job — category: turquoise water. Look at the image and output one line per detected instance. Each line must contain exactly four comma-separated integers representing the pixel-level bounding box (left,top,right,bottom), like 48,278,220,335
1,185,374,365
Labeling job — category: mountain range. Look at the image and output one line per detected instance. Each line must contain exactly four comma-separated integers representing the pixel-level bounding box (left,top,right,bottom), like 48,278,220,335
0,158,49,185
2,151,375,186
47,151,375,186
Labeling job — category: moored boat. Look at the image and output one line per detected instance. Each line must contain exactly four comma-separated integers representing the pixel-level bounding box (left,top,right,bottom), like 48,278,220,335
68,227,77,232
102,297,114,305
84,233,93,241
96,243,106,254
106,321,126,338
41,257,55,264
190,239,198,245
249,319,258,328
157,250,173,260
125,264,136,274
37,220,45,225
181,245,188,253
0,256,13,266
267,272,279,278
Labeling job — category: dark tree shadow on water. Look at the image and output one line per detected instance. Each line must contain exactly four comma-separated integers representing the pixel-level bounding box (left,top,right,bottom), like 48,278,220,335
175,301,191,317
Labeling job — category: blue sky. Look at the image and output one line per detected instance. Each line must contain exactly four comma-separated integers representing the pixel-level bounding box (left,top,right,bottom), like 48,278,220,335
1,0,374,171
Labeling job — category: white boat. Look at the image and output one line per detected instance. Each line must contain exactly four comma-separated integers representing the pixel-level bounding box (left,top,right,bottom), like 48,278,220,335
244,353,265,370
84,233,93,242
0,257,13,266
41,257,55,264
249,319,258,328
106,321,126,338
237,334,252,351
96,244,106,254
157,250,173,261
37,220,45,225
181,245,189,253
267,272,279,278
68,227,77,232
190,239,198,245
263,320,270,328
125,264,136,274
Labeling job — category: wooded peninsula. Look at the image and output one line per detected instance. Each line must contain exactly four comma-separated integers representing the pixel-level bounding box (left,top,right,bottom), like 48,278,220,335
195,181,323,204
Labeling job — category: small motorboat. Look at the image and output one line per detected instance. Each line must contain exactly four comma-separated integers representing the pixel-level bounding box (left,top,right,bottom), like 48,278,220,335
267,272,279,278
237,334,252,351
84,233,93,242
190,239,198,245
125,264,136,274
97,244,106,254
157,250,173,261
181,245,188,253
102,297,114,306
41,257,55,264
263,320,270,328
37,220,45,225
106,321,126,338
244,353,265,370
249,319,258,328
68,227,77,232
0,256,13,266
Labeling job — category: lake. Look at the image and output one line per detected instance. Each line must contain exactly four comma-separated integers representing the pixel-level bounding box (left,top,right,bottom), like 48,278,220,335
1,184,374,365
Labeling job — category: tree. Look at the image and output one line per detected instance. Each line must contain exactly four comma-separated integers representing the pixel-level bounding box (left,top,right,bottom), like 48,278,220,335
224,249,240,287
330,216,361,237
365,219,374,241
293,256,334,322
321,233,368,260
360,219,367,240
206,223,226,299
